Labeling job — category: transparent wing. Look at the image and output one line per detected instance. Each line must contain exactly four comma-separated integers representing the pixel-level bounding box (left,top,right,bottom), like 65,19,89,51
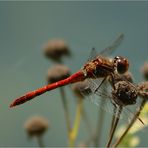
87,33,124,62
84,77,116,116
83,77,146,130
87,47,98,62
99,33,124,56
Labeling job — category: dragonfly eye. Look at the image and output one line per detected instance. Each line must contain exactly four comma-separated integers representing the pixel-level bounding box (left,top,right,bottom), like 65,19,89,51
114,56,129,74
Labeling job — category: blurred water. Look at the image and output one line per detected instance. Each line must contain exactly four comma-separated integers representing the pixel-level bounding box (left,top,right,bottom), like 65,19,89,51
0,1,148,146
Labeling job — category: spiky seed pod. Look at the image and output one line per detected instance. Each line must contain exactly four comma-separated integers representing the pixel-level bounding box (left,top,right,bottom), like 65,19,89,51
71,80,92,98
112,81,137,106
141,62,148,80
43,39,70,62
47,64,70,84
24,116,49,138
137,82,148,98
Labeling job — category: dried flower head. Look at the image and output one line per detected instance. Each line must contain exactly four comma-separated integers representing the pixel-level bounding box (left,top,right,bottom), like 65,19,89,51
112,81,137,106
141,62,148,80
71,80,91,98
137,82,148,99
24,116,49,138
43,39,70,62
47,64,70,83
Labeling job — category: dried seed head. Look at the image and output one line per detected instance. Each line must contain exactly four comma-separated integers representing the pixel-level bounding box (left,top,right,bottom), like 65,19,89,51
24,116,49,138
137,82,148,99
47,64,70,83
141,62,148,80
43,39,70,62
112,81,137,106
71,80,91,98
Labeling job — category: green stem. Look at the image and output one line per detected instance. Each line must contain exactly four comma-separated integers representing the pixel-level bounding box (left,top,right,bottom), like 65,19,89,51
69,97,83,147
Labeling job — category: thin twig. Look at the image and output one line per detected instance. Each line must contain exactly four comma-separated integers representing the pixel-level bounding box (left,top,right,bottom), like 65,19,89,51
93,99,106,147
112,99,146,148
106,106,122,148
81,105,93,135
109,104,117,136
59,87,72,143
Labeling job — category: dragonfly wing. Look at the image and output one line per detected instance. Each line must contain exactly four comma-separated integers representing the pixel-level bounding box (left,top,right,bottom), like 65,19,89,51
86,77,116,115
87,33,124,62
87,47,98,62
99,33,124,56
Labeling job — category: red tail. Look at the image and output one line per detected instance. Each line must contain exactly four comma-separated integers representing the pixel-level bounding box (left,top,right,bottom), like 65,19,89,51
10,71,85,108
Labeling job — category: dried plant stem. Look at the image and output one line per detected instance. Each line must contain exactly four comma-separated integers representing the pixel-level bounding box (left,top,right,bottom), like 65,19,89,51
36,136,44,147
93,99,105,147
109,106,117,137
112,99,146,148
81,105,92,134
106,106,122,148
59,87,72,144
69,97,83,147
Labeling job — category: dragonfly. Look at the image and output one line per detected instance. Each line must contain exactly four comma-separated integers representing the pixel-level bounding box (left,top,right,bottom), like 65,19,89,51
10,34,129,108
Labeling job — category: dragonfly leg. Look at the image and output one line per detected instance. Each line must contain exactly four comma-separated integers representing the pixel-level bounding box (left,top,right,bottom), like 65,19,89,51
94,77,107,93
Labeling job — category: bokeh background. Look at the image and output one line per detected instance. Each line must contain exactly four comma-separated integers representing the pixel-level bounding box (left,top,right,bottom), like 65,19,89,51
0,1,148,146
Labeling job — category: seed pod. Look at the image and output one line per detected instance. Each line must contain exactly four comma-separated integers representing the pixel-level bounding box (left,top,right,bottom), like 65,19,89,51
24,116,49,138
137,82,148,99
112,81,137,106
141,62,148,80
43,39,70,62
71,80,92,98
47,64,70,84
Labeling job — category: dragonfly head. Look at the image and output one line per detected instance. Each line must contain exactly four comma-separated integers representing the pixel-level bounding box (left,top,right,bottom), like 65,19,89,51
114,56,129,74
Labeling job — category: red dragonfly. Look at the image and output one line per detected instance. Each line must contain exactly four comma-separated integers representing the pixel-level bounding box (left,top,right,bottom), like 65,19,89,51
10,34,129,108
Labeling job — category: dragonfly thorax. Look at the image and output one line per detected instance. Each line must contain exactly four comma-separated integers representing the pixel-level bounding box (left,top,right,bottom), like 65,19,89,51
82,57,114,78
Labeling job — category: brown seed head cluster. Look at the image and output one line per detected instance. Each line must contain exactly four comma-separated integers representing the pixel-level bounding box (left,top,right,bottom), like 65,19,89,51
24,116,49,138
43,39,70,62
141,62,148,80
71,80,91,98
137,82,148,99
112,81,137,106
47,64,70,84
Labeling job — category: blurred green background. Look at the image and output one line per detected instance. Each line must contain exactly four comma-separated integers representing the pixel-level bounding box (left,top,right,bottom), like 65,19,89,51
0,1,148,147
